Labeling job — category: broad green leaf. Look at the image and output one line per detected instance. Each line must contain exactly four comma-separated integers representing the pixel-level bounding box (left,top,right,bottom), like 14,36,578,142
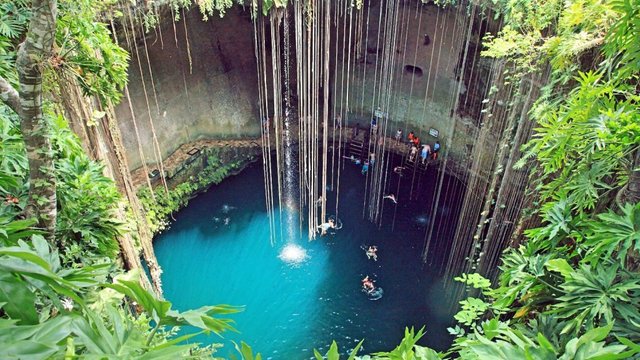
347,339,364,360
414,345,442,359
326,341,339,360
545,258,573,279
0,272,38,324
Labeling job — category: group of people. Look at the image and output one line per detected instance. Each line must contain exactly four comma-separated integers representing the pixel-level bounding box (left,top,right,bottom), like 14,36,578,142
347,119,442,179
405,130,440,164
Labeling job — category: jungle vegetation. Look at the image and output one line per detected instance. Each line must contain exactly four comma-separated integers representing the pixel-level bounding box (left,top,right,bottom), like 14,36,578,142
0,0,638,359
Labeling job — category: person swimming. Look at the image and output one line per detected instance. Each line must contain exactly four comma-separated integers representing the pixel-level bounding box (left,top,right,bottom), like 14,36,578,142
221,204,236,214
366,246,378,261
361,276,375,293
317,218,336,235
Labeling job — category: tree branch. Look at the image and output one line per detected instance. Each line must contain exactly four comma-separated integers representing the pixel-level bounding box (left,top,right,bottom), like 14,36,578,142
0,76,21,117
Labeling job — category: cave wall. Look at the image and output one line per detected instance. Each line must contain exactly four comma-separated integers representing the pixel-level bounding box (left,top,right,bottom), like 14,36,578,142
115,7,260,170
333,2,468,150
117,3,480,172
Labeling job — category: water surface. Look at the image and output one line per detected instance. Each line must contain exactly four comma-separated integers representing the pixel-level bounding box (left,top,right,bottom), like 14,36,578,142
154,156,461,358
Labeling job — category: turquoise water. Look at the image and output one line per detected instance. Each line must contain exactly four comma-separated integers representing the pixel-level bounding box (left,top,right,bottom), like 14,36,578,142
154,157,461,359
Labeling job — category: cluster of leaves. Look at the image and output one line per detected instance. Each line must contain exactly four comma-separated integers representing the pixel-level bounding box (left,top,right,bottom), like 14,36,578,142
0,0,129,103
0,0,29,83
482,0,617,83
0,107,127,266
138,150,242,234
0,220,243,359
166,0,243,20
54,0,129,103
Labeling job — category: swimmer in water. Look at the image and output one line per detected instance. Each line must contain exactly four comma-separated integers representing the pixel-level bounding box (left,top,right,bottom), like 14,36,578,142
317,218,336,235
366,246,378,261
383,194,398,204
224,217,230,226
221,204,236,214
361,276,375,292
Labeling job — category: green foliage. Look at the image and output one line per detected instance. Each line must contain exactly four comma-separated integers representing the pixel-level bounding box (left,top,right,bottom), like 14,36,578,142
436,3,640,357
312,339,363,360
454,298,491,326
0,220,241,359
0,107,129,265
602,0,640,81
443,1,640,357
583,203,640,266
0,0,29,83
551,264,640,337
0,107,27,218
55,156,124,263
138,151,242,234
56,0,129,103
168,0,243,20
454,273,492,292
232,341,263,360
0,0,129,103
451,321,636,360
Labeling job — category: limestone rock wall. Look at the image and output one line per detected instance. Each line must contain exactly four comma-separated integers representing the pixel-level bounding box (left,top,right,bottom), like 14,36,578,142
115,7,260,170
117,3,482,172
334,2,468,150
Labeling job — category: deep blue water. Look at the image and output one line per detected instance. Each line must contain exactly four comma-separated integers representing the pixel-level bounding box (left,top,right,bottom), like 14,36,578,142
154,155,462,359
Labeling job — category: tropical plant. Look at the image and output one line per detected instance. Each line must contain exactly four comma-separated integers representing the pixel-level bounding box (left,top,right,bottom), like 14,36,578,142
0,108,134,265
371,327,440,360
0,221,242,359
55,0,129,103
548,263,640,339
451,321,637,360
582,203,640,267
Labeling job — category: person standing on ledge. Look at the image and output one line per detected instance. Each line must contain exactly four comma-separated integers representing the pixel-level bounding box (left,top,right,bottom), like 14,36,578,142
421,144,431,164
362,160,370,175
432,141,441,159
395,129,403,145
409,145,418,161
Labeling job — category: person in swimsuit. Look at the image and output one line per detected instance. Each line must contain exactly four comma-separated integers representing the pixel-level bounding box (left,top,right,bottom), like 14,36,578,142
317,218,336,235
366,246,378,261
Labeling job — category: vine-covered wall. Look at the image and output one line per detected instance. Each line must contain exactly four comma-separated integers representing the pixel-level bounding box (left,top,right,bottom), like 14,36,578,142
334,3,465,138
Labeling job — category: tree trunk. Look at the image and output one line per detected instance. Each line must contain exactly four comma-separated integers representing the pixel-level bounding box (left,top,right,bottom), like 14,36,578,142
103,101,163,297
55,73,159,295
15,0,58,242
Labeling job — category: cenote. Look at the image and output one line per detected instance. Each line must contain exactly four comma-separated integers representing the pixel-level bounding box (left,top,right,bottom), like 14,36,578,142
155,154,463,358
